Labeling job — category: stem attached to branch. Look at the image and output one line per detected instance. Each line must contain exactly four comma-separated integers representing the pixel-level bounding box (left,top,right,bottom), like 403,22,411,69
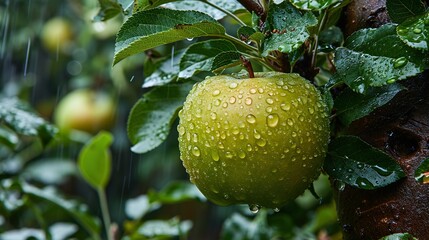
241,55,255,78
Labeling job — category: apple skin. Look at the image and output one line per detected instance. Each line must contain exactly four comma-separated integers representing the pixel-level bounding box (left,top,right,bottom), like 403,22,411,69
41,17,73,53
178,72,330,209
54,89,116,134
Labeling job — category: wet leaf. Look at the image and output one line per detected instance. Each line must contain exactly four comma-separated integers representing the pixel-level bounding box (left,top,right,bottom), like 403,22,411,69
130,217,192,239
290,0,340,11
262,1,317,56
0,125,19,149
94,0,123,21
324,136,406,190
397,12,429,50
133,0,175,12
414,157,429,184
334,47,423,93
78,131,113,189
114,8,225,64
345,24,426,64
379,233,417,240
125,195,161,220
128,83,193,154
22,158,77,185
165,1,244,20
179,39,239,79
386,0,426,23
334,83,405,126
0,97,57,146
148,181,206,204
20,181,101,239
318,26,343,52
142,51,182,88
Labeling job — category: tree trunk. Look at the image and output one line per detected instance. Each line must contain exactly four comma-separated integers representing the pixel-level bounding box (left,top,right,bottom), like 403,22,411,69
335,0,429,238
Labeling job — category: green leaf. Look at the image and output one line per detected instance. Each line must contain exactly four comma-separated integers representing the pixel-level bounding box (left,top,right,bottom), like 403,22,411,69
128,83,193,154
166,1,244,20
143,51,182,88
114,8,225,64
0,97,57,146
379,233,417,240
133,0,175,12
318,26,343,52
414,157,429,183
148,181,206,204
22,158,77,184
386,0,426,23
125,195,161,220
345,24,426,63
334,47,423,93
179,39,239,78
262,1,318,56
334,83,405,126
19,181,101,239
78,131,113,189
0,125,19,149
94,0,123,21
132,217,192,239
324,136,406,190
397,12,429,50
290,0,340,11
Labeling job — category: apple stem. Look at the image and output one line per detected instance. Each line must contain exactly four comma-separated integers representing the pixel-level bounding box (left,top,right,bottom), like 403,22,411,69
240,56,255,78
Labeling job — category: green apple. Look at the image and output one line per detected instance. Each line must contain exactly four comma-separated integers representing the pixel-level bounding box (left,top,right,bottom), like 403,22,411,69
54,89,116,134
41,17,73,53
177,72,330,209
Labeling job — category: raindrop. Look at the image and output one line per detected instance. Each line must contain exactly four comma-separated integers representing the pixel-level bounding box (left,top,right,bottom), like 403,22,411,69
212,89,221,96
308,107,314,114
253,130,261,139
266,98,274,104
211,150,220,161
276,79,284,86
246,114,257,124
413,28,422,34
210,112,217,120
335,180,346,191
281,103,291,111
266,107,273,113
287,118,294,126
273,208,280,212
224,194,230,200
249,204,261,213
238,151,246,159
229,96,236,104
256,138,267,147
386,78,396,84
393,57,407,68
177,125,185,135
372,165,391,176
192,146,201,157
249,88,257,94
245,97,253,105
222,102,228,108
186,37,194,41
214,99,221,106
266,114,279,127
229,82,238,89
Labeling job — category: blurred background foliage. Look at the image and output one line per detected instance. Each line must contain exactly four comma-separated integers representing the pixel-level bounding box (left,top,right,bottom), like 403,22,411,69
0,0,340,239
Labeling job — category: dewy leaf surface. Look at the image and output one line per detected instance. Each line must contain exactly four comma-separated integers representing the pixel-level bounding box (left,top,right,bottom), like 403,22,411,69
334,83,405,126
114,8,225,64
386,0,426,23
0,97,57,146
128,83,193,154
397,11,429,50
414,157,429,183
262,1,317,55
290,0,340,11
324,136,405,190
179,39,239,79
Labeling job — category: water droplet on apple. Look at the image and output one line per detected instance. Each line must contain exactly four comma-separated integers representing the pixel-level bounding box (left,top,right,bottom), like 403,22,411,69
249,204,260,213
192,146,201,157
212,89,220,96
267,114,279,127
211,150,220,161
245,97,253,105
246,114,256,124
229,96,236,104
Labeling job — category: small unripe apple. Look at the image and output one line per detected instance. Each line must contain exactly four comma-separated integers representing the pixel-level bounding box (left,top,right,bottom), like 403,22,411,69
41,17,73,53
54,89,116,134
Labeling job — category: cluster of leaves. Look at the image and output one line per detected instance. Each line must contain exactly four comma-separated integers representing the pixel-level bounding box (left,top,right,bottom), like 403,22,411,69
105,0,429,193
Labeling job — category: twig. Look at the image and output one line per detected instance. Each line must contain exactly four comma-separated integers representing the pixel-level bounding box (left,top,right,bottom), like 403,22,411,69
241,55,255,78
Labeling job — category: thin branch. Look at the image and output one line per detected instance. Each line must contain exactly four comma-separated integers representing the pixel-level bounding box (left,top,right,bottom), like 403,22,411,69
236,0,267,20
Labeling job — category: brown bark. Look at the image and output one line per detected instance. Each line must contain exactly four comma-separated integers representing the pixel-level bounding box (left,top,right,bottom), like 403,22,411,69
336,0,429,238
335,73,429,239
